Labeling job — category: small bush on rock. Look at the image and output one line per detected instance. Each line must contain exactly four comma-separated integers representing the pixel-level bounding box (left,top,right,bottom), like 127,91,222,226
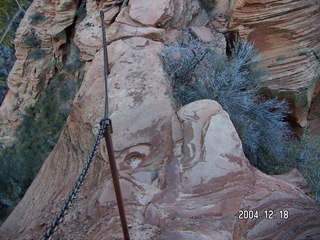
0,72,79,205
280,130,320,200
29,49,47,59
163,33,320,201
163,34,292,173
65,42,84,72
23,34,41,48
75,0,87,21
29,12,46,25
65,55,84,72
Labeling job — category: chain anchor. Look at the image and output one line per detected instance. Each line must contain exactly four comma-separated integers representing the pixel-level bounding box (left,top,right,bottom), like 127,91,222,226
100,118,130,240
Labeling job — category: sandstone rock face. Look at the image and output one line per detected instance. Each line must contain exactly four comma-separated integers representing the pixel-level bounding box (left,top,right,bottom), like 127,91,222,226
229,0,320,128
0,0,78,145
190,26,216,42
154,100,320,240
0,0,213,146
2,90,320,239
129,0,174,26
0,36,175,240
74,0,209,61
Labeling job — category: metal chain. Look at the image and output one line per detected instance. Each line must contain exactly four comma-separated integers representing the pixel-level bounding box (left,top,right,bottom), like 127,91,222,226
41,2,128,239
41,120,107,240
100,9,110,118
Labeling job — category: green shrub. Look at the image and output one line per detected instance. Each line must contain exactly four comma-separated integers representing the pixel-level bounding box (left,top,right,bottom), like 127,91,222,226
29,49,47,59
65,42,84,72
163,34,292,173
0,0,31,46
199,0,216,11
314,50,320,58
276,55,287,61
163,33,320,201
29,12,46,25
298,49,309,56
65,55,84,72
23,34,41,48
279,130,320,200
301,163,320,201
0,72,79,205
60,0,73,11
75,0,87,21
0,76,8,105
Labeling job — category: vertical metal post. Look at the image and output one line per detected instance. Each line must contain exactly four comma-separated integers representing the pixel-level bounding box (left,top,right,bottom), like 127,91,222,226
100,4,130,239
103,119,130,240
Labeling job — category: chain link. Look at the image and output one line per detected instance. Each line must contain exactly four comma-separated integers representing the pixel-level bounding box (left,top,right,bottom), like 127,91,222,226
41,120,107,240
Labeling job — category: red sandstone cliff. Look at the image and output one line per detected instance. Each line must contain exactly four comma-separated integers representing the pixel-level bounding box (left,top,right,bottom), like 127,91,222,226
228,0,320,132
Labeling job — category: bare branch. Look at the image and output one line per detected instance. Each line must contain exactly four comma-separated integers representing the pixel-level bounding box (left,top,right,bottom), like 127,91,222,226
0,0,26,44
14,0,21,9
121,0,129,9
14,0,26,13
0,8,22,44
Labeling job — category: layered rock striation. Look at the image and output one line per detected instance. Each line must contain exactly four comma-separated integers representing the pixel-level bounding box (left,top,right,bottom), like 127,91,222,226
229,0,320,128
0,0,79,145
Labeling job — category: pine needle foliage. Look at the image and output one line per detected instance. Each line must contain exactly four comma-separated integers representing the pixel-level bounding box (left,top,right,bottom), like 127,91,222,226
163,34,292,173
29,11,46,25
0,0,32,46
23,33,41,48
29,48,47,59
0,72,79,205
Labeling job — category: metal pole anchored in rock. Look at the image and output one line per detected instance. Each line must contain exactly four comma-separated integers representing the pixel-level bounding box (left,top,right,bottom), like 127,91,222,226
100,2,130,239
101,118,130,240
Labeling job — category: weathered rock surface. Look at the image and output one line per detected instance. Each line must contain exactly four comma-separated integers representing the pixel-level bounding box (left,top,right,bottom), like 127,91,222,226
154,100,320,240
0,36,174,240
2,85,320,239
0,0,78,145
0,0,212,146
229,0,320,128
74,0,209,61
129,0,174,26
190,26,216,42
